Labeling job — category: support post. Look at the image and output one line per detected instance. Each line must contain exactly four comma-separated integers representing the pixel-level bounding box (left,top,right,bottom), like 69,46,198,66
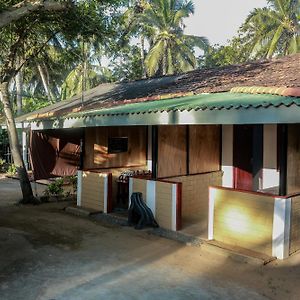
279,124,287,196
272,197,291,259
208,187,216,240
151,125,158,179
79,138,84,170
252,125,263,191
77,170,83,206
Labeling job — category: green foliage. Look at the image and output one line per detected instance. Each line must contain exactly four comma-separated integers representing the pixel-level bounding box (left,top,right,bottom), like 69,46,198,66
141,0,209,76
119,0,208,78
21,96,50,113
7,163,17,176
61,63,99,100
0,158,5,172
0,0,125,111
109,45,144,81
66,175,78,194
44,178,64,196
239,0,300,58
199,37,251,68
200,0,299,68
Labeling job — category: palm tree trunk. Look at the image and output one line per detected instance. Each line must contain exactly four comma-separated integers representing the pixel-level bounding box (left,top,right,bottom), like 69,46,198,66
140,35,147,78
43,62,56,101
37,63,55,103
0,81,37,203
15,67,23,115
162,40,167,76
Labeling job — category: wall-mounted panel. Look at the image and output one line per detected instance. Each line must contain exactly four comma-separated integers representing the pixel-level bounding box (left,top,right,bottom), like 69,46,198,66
84,126,147,169
157,125,187,178
287,124,300,194
189,125,220,174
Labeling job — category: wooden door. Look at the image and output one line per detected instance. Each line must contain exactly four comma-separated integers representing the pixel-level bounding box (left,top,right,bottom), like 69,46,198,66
233,125,254,191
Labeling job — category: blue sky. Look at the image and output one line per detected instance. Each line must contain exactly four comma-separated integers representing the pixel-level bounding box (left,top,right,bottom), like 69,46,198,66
184,0,268,45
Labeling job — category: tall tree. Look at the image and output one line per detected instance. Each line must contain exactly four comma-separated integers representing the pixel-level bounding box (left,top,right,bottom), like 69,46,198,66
0,0,121,203
241,0,300,58
141,0,209,76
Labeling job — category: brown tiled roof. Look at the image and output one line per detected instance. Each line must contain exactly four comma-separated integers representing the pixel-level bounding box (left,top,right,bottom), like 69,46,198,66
16,53,300,122
155,53,299,95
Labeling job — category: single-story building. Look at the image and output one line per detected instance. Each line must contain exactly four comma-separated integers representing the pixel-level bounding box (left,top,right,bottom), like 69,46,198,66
14,54,300,259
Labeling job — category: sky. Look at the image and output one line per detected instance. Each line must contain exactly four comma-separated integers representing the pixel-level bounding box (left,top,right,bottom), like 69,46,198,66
184,0,268,45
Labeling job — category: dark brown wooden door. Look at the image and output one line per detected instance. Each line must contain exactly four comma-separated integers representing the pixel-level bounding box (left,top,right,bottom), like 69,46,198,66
233,125,253,190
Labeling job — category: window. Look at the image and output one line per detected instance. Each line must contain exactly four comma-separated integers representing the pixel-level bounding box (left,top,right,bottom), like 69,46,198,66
108,137,128,154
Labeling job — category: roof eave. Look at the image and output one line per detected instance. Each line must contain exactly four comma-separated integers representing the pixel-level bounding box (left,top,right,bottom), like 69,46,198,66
30,104,300,130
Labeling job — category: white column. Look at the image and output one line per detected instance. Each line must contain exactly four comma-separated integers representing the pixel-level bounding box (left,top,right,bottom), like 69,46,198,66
146,180,156,216
128,177,133,208
77,170,83,206
147,126,152,171
103,174,108,213
221,125,234,188
208,187,216,240
171,184,177,231
22,130,28,170
272,197,291,259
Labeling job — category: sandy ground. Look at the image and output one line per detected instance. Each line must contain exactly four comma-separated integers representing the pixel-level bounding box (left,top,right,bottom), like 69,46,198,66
1,177,300,300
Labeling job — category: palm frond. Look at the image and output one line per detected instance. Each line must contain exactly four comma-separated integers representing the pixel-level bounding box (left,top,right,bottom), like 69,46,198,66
145,39,165,76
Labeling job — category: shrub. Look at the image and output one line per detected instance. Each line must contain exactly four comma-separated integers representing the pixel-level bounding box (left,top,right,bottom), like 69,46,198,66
7,163,17,176
0,158,6,172
44,178,64,196
67,175,77,194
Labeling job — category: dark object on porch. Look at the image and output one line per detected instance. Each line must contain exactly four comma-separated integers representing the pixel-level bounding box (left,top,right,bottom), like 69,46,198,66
116,174,130,208
116,170,152,209
128,192,159,230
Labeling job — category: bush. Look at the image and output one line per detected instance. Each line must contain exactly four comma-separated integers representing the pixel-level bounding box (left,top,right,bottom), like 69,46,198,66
0,158,6,172
44,178,64,197
7,163,17,176
67,175,77,194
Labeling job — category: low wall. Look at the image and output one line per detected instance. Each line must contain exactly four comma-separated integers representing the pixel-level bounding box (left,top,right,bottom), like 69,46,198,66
290,195,300,255
209,186,296,259
171,171,222,219
210,187,274,255
130,177,181,231
87,166,148,208
77,170,112,212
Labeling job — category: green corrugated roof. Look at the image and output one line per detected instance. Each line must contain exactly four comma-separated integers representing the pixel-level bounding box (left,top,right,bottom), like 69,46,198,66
66,92,300,119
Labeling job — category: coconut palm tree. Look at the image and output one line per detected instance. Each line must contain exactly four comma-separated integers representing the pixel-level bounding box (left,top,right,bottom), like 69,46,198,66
61,41,114,100
241,0,300,58
141,0,209,76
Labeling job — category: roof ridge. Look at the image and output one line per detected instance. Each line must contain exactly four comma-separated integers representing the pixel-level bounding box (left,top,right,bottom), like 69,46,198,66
230,86,300,98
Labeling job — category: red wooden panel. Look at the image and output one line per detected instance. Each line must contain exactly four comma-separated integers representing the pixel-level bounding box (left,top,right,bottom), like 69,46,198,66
233,125,253,191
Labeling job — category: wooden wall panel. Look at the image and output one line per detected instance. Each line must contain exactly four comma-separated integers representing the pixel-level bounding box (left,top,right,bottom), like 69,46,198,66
287,124,300,194
157,125,187,178
189,125,220,174
84,126,147,169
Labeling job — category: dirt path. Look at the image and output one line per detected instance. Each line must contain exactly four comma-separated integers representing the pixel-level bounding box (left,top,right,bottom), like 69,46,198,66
0,178,300,300
0,175,46,206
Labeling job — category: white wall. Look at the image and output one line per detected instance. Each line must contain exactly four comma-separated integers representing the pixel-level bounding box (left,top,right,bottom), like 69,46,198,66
263,125,279,190
221,125,234,188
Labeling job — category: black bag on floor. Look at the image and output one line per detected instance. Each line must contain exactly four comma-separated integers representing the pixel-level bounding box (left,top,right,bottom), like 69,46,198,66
128,192,159,230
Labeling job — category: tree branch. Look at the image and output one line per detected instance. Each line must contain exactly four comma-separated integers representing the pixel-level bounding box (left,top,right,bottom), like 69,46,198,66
0,0,71,28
